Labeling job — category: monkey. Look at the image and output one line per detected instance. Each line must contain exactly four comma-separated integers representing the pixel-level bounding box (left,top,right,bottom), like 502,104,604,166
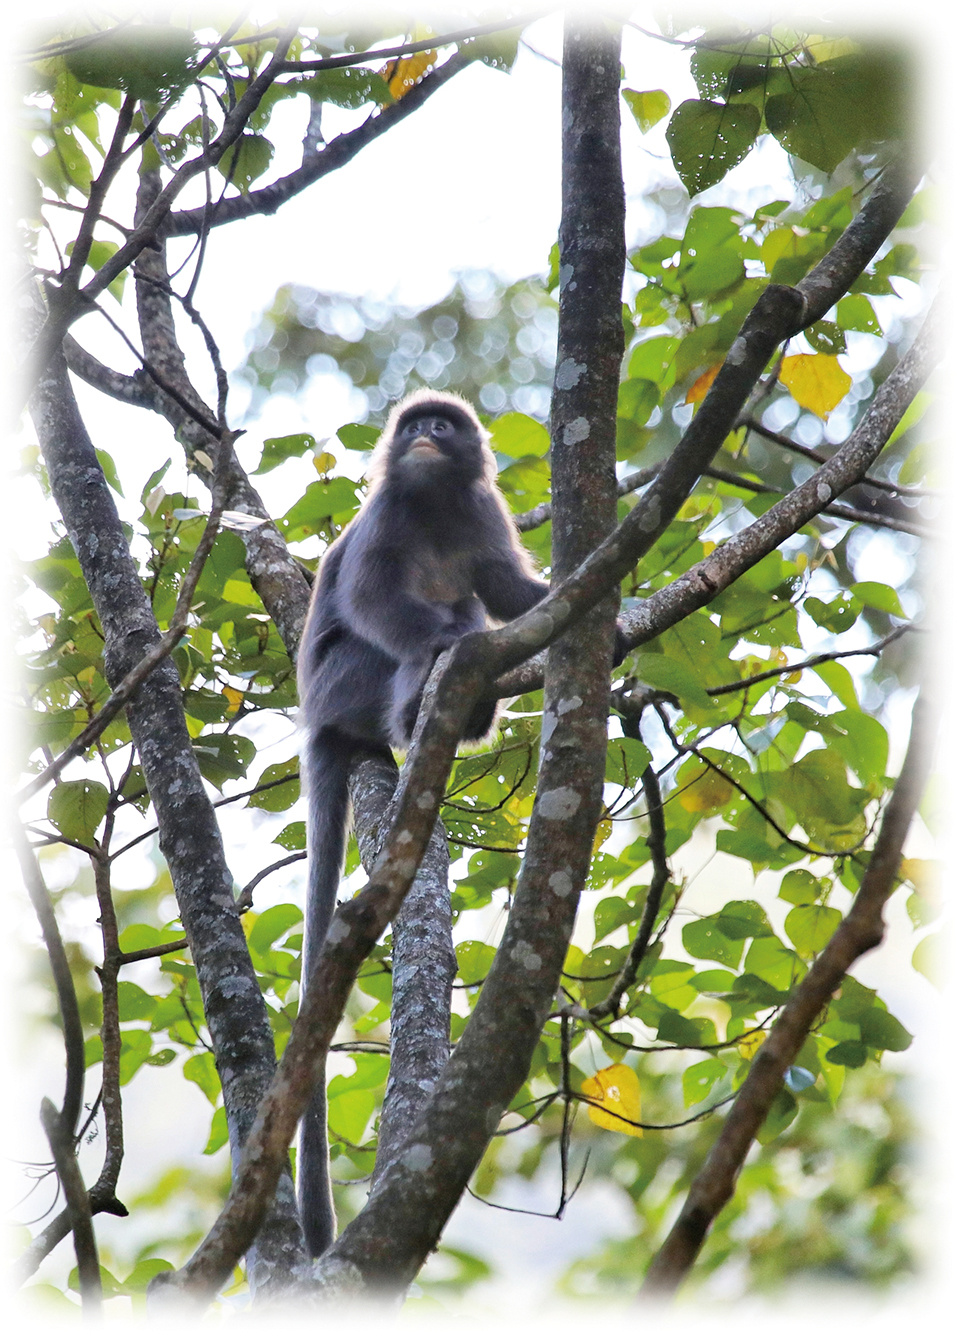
295,389,551,1257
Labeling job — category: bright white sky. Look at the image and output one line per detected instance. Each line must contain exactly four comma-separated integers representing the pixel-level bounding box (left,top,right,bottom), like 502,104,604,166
6,0,954,1323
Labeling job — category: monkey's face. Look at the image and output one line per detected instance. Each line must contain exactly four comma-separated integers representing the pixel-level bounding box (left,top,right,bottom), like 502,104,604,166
391,405,485,483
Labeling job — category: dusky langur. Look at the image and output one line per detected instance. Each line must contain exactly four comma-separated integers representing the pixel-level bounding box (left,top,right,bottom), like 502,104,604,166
296,389,550,1257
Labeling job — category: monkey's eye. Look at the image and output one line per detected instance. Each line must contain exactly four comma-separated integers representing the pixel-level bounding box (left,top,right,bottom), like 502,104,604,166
431,418,451,436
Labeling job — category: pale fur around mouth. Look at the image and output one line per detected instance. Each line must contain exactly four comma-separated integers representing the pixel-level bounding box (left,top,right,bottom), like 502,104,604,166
406,437,443,459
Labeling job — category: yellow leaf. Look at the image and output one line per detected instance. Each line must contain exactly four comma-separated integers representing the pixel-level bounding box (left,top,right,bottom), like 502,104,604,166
738,1028,766,1059
222,686,244,716
779,354,852,419
900,857,938,896
678,769,733,814
381,47,436,100
685,361,723,405
593,817,612,853
313,451,337,476
582,1064,642,1136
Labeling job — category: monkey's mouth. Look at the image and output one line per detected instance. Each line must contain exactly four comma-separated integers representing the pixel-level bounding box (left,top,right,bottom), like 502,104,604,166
406,436,444,460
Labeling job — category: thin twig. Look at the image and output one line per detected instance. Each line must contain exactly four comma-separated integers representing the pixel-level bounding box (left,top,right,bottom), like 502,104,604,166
705,624,916,696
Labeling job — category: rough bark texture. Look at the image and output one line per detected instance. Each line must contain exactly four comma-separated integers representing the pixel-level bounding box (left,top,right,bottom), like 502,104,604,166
134,171,312,661
310,14,626,1294
28,340,307,1296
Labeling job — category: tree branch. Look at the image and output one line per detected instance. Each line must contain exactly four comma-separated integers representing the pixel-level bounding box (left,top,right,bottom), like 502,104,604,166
28,326,307,1295
348,752,457,1186
39,1098,101,1314
166,50,473,236
14,827,85,1140
315,14,626,1295
642,688,934,1295
494,303,933,701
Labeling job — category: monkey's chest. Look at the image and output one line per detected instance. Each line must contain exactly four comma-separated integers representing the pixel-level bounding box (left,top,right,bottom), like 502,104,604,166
406,549,473,605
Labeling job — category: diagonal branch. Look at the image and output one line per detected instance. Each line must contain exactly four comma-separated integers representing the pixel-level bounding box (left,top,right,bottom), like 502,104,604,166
166,48,473,236
641,688,934,1295
14,828,85,1141
495,302,933,700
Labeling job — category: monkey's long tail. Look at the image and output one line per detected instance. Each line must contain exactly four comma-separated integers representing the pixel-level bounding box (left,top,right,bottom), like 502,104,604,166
298,728,352,1258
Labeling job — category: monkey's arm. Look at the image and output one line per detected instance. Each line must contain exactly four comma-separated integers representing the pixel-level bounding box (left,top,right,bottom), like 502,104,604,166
471,495,550,621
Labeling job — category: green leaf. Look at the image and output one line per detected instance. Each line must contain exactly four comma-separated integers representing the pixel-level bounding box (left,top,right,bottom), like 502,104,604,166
887,390,932,446
666,99,761,196
605,736,652,787
248,903,303,955
778,869,824,905
630,652,712,710
336,424,379,452
743,936,804,991
120,1260,175,1295
594,896,632,940
858,1007,912,1053
848,581,905,617
489,412,550,458
830,708,889,784
204,1106,229,1154
457,940,496,985
804,594,861,633
327,1089,375,1145
283,478,361,532
302,67,391,108
814,659,859,710
193,732,256,789
836,294,882,335
48,779,109,845
784,904,842,958
216,133,274,194
274,821,306,851
628,335,680,386
622,88,671,133
682,916,744,969
716,900,772,940
183,1052,221,1105
65,25,197,99
119,1029,153,1085
765,65,860,172
617,378,659,426
247,757,300,812
825,1040,867,1068
254,433,317,475
756,1086,798,1143
682,1057,725,1107
117,981,157,1023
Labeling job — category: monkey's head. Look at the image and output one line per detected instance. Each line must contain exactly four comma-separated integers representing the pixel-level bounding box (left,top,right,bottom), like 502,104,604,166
370,389,497,490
